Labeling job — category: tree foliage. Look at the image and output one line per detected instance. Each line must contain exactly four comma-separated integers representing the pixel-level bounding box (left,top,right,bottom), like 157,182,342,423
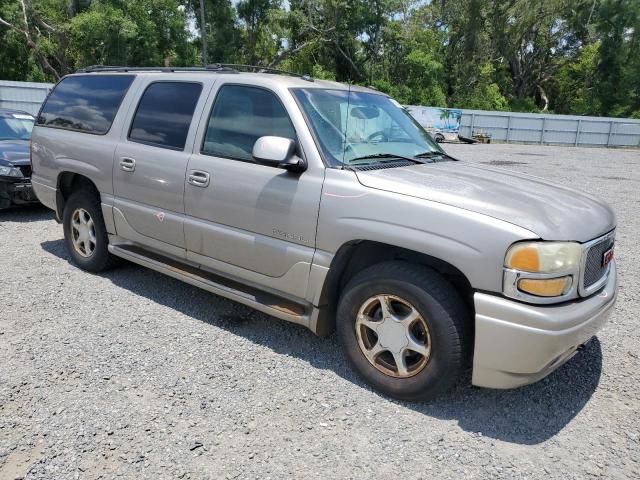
0,0,638,117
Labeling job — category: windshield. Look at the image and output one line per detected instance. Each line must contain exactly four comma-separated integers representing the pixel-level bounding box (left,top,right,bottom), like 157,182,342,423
292,88,444,166
0,114,35,141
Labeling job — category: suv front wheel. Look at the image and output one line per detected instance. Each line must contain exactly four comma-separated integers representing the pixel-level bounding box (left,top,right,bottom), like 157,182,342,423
337,261,468,401
62,189,118,272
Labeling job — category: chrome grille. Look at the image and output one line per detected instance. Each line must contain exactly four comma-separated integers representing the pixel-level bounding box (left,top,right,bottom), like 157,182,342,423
583,234,615,289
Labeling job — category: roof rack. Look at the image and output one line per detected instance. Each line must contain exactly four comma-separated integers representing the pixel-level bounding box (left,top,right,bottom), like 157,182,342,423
208,64,313,82
76,65,238,74
76,64,314,82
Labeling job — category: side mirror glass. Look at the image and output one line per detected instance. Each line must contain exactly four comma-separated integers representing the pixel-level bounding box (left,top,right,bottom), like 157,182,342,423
253,136,306,172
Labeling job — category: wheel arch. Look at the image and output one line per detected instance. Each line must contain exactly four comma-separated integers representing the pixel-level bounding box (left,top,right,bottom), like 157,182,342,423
313,240,475,336
56,171,100,220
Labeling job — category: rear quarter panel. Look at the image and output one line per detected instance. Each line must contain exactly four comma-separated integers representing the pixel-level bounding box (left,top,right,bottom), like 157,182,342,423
31,127,119,196
30,75,144,211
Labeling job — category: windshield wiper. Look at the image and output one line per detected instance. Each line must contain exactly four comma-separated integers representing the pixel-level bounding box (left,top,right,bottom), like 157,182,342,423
414,151,455,162
348,153,430,165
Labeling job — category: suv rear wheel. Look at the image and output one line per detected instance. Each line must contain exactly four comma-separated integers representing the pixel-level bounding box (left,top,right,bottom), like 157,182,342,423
337,261,468,401
62,189,118,272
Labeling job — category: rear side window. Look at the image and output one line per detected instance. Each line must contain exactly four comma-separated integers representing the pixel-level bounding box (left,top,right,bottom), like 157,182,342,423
128,82,202,150
37,75,134,134
202,85,296,161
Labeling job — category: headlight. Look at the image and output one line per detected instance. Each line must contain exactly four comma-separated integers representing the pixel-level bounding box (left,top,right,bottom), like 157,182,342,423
0,166,23,177
505,241,582,273
504,241,582,301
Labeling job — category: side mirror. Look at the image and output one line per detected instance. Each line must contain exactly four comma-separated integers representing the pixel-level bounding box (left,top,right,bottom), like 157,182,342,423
253,136,306,172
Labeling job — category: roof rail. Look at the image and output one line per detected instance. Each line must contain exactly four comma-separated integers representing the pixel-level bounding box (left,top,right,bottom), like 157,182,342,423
207,64,314,82
76,65,238,74
76,64,314,81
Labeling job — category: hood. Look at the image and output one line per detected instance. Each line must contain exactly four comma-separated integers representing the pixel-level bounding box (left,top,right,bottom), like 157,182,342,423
355,162,615,242
0,140,30,166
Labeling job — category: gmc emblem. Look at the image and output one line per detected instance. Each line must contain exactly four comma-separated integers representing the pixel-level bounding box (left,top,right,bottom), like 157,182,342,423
602,248,614,266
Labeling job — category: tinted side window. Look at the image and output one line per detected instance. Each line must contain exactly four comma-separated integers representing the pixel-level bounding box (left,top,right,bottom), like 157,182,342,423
38,75,134,134
129,82,202,150
202,85,296,161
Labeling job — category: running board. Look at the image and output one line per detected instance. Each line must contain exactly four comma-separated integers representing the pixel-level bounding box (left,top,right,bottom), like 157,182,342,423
108,244,311,327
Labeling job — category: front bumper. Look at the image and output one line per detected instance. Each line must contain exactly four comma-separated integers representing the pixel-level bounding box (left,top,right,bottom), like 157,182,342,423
472,261,617,389
0,179,39,208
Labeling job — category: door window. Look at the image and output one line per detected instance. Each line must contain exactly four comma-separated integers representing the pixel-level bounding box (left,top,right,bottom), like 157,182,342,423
202,85,296,162
129,82,202,150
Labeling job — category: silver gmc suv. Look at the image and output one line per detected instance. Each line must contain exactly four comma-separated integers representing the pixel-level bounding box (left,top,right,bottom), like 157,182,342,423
31,66,617,400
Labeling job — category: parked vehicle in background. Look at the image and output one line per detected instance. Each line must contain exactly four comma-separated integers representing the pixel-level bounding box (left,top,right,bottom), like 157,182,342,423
31,66,617,400
430,129,459,143
0,109,39,209
472,129,492,143
406,106,463,144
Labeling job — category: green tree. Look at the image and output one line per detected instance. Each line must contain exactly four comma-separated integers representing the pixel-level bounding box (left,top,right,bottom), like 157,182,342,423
0,0,79,79
549,42,600,114
69,0,194,68
592,0,640,117
187,0,240,64
453,63,508,111
237,0,280,65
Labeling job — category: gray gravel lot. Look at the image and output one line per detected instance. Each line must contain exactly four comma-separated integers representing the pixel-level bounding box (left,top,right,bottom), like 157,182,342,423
1,143,639,479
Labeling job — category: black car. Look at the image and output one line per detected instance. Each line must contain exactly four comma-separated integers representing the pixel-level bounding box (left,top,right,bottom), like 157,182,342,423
0,108,39,208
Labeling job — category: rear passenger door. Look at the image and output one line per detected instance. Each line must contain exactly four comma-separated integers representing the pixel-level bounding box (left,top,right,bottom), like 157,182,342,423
183,83,324,298
113,80,206,257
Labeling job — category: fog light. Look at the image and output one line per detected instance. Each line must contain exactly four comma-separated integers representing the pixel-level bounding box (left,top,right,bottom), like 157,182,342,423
518,276,572,297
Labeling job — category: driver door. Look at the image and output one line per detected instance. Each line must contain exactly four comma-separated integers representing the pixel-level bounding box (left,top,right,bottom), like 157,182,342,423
183,83,324,298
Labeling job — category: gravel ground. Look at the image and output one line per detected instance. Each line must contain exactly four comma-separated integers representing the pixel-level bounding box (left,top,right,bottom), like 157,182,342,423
1,143,639,480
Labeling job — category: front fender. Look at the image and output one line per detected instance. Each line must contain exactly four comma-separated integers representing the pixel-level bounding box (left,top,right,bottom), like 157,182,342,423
315,169,538,294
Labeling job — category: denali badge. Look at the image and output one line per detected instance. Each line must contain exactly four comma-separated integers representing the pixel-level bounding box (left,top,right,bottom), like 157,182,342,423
273,228,304,242
602,248,614,266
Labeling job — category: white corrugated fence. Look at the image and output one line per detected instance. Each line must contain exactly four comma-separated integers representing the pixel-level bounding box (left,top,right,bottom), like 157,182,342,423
0,80,53,116
407,106,640,148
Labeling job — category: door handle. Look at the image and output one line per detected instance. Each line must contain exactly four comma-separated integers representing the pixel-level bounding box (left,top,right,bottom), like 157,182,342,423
120,157,136,172
188,170,210,188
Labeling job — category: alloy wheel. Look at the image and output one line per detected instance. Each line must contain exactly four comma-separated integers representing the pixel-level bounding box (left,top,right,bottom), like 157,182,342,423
355,294,432,378
70,208,96,258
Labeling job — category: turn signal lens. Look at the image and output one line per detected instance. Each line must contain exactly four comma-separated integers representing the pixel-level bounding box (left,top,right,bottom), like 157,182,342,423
505,242,582,273
518,276,572,297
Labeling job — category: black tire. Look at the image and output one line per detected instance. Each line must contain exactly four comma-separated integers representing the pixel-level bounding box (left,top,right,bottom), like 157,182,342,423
337,261,469,401
435,134,444,143
62,188,119,272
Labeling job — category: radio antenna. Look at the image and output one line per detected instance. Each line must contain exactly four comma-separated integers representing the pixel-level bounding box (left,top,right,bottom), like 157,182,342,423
341,80,352,169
